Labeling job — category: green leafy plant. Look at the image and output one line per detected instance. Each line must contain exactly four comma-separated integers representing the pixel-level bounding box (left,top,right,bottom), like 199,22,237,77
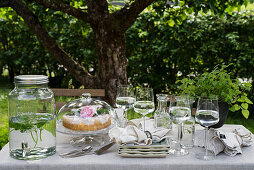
9,114,54,148
176,65,253,118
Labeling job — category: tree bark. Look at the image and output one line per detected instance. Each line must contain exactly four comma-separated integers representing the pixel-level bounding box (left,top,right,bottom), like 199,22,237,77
92,25,128,106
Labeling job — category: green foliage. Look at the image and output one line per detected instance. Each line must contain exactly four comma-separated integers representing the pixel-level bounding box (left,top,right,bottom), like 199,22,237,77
0,78,10,150
0,113,8,150
126,10,254,117
225,115,254,133
9,114,53,133
0,7,96,88
176,65,252,118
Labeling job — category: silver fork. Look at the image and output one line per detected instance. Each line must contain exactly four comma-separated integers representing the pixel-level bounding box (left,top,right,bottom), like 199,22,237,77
60,141,116,158
59,146,93,158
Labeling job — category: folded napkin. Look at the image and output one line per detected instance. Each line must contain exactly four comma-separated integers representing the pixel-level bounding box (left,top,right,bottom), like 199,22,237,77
109,118,171,145
129,118,171,143
109,125,152,145
195,128,253,156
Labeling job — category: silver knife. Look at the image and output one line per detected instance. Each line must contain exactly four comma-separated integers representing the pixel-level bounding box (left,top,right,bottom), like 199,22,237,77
94,141,116,155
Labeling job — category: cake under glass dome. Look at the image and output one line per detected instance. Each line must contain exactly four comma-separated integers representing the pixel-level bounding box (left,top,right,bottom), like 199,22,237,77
56,93,118,136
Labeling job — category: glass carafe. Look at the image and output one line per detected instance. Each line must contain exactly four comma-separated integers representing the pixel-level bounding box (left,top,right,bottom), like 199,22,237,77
154,94,172,129
8,75,56,160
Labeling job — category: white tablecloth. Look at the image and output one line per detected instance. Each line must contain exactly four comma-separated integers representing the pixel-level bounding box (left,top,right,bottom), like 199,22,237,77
1,124,254,170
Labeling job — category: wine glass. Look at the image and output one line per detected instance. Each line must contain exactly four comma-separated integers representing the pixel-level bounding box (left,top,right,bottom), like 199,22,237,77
133,88,155,131
116,85,136,127
195,96,219,160
169,95,191,156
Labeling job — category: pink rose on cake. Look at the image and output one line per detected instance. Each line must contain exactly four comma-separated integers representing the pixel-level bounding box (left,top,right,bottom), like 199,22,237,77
80,106,95,118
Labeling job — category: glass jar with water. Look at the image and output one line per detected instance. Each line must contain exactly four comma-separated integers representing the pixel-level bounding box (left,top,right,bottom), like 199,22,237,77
8,75,56,160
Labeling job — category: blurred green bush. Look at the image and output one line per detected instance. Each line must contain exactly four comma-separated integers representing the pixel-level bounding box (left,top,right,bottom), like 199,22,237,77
0,80,10,150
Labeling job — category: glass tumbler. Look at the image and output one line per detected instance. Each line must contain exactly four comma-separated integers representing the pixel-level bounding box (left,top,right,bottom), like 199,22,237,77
8,75,56,160
181,116,195,149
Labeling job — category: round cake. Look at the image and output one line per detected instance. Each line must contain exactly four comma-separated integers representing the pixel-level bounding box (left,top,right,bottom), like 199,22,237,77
62,114,111,131
62,105,111,131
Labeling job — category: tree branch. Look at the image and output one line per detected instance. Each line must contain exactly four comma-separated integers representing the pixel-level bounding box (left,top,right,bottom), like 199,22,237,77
111,0,155,31
87,0,109,23
10,0,96,87
0,0,10,7
29,0,90,22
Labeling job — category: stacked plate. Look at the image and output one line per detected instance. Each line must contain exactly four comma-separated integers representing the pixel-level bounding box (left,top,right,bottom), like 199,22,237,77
118,144,170,158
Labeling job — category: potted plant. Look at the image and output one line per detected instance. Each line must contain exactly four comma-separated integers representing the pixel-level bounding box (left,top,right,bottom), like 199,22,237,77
176,65,253,128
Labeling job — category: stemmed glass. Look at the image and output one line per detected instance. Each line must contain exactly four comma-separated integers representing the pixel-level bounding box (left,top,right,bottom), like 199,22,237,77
116,85,136,127
133,88,155,131
195,96,219,160
169,95,191,156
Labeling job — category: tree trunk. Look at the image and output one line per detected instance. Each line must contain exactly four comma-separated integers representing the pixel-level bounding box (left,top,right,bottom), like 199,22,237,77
8,64,15,83
92,25,128,106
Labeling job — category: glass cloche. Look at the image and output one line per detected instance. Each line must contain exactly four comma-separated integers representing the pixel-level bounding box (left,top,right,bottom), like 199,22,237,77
56,93,117,136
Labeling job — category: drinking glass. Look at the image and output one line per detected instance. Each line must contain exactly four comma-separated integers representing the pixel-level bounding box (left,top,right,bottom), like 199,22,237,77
195,96,219,160
116,85,135,127
169,95,191,156
133,88,155,131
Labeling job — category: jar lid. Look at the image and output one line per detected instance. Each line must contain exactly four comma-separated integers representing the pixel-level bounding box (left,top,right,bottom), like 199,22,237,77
14,75,49,84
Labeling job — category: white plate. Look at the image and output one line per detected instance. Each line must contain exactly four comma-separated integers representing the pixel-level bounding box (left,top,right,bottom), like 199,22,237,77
118,152,168,158
119,148,169,152
119,144,169,149
118,144,169,158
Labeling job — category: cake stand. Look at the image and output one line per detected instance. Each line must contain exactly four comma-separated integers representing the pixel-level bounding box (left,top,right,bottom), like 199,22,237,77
56,119,117,147
56,93,119,147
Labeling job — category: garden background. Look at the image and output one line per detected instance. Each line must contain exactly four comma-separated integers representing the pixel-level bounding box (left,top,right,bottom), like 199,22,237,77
1,1,254,150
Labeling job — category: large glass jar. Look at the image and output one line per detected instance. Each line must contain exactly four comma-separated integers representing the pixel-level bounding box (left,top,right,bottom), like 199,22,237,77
8,75,56,160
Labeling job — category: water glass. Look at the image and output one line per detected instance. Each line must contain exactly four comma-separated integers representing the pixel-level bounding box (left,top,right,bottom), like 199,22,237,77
169,95,191,156
116,85,135,127
195,96,219,160
181,116,195,149
134,88,155,131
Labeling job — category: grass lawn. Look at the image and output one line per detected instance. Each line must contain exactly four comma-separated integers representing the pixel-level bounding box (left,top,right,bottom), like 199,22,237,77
225,116,254,132
0,77,12,150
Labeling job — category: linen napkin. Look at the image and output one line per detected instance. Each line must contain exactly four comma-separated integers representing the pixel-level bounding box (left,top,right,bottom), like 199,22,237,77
195,128,253,156
109,118,171,145
109,125,152,145
129,118,171,142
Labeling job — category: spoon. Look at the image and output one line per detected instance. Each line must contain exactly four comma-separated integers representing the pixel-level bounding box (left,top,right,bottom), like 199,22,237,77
145,131,152,139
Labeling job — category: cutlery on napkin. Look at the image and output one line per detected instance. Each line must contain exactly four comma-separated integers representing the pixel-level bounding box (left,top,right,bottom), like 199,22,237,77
129,118,171,143
195,127,253,156
109,118,171,145
109,125,152,145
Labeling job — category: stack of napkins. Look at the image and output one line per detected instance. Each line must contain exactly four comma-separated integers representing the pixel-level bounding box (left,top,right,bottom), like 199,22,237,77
195,127,253,156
